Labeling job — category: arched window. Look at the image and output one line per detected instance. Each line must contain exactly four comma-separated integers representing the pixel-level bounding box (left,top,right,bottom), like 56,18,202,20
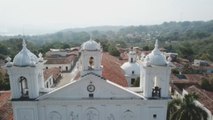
131,58,133,63
19,76,29,97
152,76,161,98
88,56,94,70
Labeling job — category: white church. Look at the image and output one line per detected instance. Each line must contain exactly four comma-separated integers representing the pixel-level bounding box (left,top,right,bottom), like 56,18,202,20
6,39,172,120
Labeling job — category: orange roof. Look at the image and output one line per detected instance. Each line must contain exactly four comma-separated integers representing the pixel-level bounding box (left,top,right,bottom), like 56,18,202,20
102,52,128,87
73,72,81,80
45,55,76,64
186,85,213,114
171,74,203,84
43,67,61,80
0,91,13,120
120,52,128,60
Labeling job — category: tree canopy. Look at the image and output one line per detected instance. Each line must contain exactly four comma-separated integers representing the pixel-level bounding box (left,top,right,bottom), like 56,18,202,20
167,93,208,120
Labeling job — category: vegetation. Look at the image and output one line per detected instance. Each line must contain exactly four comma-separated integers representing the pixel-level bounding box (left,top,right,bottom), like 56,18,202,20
0,20,213,91
108,44,120,57
167,93,208,120
0,70,10,90
0,20,213,61
201,76,213,91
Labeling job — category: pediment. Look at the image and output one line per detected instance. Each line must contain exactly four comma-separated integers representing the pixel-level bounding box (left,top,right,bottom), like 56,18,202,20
38,73,144,100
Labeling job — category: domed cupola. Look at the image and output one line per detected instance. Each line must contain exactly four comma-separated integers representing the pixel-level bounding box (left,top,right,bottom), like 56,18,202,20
13,40,39,67
121,62,140,75
81,38,101,51
80,38,103,76
121,48,140,87
144,40,167,66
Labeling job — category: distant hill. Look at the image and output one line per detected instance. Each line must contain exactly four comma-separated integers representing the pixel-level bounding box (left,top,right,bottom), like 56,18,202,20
0,20,213,61
0,20,213,46
60,26,124,32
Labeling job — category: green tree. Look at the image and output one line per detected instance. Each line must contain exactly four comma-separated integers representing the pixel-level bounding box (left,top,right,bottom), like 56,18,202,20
201,77,213,91
62,43,70,49
0,71,10,90
167,93,208,120
142,46,149,51
177,42,194,61
108,44,120,57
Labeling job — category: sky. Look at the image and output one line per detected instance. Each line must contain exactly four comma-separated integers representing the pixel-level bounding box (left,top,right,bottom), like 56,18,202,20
0,0,213,35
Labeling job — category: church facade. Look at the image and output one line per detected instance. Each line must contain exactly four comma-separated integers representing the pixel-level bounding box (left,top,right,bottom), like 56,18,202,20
6,39,171,120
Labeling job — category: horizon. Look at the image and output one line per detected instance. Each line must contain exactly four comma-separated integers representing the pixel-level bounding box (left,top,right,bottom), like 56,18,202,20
1,19,213,36
1,0,213,35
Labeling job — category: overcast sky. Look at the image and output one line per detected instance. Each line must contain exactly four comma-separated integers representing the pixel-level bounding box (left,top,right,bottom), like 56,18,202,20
0,0,213,35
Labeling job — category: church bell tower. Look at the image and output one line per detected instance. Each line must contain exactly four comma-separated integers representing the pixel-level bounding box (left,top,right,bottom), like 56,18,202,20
140,40,171,98
6,40,45,99
80,38,103,76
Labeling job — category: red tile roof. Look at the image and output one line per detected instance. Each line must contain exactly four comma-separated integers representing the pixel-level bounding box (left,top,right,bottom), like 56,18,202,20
171,74,204,84
45,55,76,64
43,67,61,81
0,91,13,120
186,85,213,114
102,52,128,87
73,72,81,80
120,52,128,60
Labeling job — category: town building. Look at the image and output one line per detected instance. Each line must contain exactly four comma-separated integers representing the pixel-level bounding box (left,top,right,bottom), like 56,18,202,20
5,39,172,120
44,48,79,72
121,48,140,87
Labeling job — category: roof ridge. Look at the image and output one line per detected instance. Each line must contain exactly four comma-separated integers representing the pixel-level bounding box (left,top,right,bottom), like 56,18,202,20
189,85,213,101
81,72,106,80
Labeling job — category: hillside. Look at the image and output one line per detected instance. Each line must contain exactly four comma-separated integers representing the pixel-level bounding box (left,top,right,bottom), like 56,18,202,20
0,20,213,61
0,20,213,44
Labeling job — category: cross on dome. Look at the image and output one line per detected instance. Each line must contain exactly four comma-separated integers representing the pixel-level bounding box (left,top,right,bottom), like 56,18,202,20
144,40,167,66
13,39,39,67
22,39,27,47
155,39,159,49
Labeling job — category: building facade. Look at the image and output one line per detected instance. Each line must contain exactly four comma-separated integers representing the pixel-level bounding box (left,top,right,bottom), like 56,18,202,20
6,39,172,120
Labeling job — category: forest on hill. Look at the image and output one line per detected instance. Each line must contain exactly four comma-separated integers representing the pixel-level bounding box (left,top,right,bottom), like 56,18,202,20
0,20,213,90
0,20,213,61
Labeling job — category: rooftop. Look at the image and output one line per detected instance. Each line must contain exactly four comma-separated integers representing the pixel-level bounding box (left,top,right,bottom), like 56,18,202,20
186,85,213,114
0,91,13,120
102,52,128,87
171,74,204,84
45,55,76,64
43,67,61,81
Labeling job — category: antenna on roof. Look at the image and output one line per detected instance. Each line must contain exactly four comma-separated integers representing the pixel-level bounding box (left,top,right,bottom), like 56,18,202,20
89,33,93,40
22,26,27,48
155,39,159,49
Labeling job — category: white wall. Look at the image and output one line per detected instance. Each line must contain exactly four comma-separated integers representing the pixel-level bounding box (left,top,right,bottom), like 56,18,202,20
36,99,168,120
44,63,72,72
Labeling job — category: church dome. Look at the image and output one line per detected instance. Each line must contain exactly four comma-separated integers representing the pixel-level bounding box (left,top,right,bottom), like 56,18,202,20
121,62,140,75
13,40,39,67
82,39,101,51
145,40,167,66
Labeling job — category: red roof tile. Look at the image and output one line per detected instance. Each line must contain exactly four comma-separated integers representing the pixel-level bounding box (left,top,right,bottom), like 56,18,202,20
73,72,81,80
186,85,213,114
120,52,128,60
0,91,13,120
102,52,128,87
171,74,204,84
43,67,61,81
45,55,76,64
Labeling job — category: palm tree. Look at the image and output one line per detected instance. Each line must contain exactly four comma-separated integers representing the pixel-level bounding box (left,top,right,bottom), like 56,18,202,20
167,93,208,120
